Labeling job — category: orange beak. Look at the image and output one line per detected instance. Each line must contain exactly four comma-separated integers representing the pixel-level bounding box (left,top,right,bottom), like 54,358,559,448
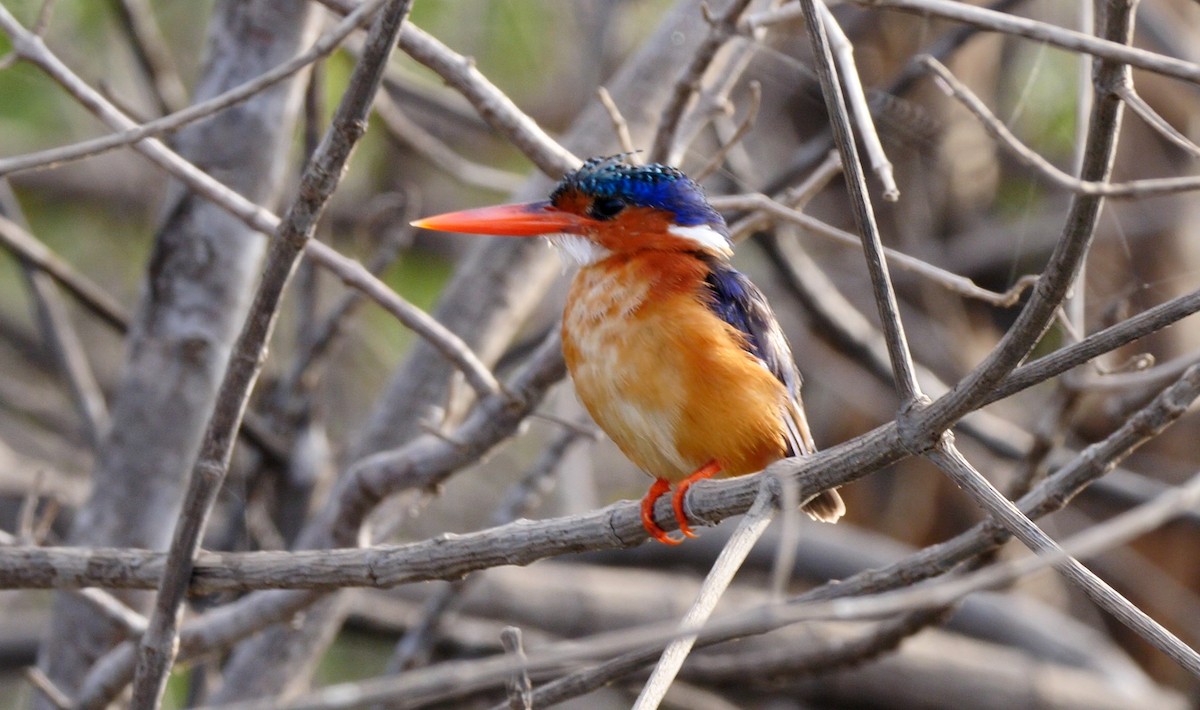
411,200,585,237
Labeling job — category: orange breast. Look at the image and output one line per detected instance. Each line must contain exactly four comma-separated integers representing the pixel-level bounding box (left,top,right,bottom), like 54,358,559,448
561,252,789,483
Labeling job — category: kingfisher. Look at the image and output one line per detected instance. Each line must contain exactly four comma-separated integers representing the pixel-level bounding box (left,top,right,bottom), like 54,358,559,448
413,156,844,544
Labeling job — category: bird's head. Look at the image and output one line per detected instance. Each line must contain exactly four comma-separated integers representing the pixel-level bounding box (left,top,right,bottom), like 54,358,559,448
412,156,732,265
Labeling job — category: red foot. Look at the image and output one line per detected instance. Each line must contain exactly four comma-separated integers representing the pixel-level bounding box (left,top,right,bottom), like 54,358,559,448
672,460,722,539
641,478,682,545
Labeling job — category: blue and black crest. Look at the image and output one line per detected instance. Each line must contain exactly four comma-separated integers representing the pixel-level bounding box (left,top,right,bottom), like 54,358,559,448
551,155,729,233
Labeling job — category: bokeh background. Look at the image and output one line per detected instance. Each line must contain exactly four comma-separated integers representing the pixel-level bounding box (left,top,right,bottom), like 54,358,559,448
3,0,1200,707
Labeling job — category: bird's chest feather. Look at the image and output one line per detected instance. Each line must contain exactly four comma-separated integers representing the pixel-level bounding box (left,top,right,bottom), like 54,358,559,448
561,255,788,481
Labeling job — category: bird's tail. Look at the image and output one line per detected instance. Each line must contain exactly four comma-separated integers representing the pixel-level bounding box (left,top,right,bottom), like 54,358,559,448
784,398,846,523
802,488,846,523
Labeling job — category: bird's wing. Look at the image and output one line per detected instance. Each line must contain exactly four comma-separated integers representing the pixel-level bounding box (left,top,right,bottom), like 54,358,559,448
702,262,815,456
703,261,845,522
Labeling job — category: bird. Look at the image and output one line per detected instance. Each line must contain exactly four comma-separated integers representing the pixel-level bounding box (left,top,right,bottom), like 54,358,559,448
413,155,844,544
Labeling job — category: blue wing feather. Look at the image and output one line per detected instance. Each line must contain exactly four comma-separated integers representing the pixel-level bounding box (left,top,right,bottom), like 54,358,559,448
703,261,814,456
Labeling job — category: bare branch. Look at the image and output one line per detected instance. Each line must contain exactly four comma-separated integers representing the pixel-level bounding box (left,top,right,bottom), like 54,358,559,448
374,87,526,193
848,0,1200,85
24,667,70,710
816,1,899,200
799,0,922,402
713,192,1038,306
397,24,579,177
199,464,1200,709
108,0,188,114
1115,83,1200,159
0,214,129,331
24,346,1200,710
129,3,414,705
0,0,380,178
692,80,760,182
596,86,637,158
650,0,754,163
500,627,532,710
923,55,1200,199
5,286,1200,594
927,440,1200,676
633,482,775,709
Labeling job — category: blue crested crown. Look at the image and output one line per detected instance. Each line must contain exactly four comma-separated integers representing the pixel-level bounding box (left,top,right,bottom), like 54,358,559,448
552,156,729,233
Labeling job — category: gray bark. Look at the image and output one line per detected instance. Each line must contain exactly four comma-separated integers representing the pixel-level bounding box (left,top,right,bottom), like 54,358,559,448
211,0,744,700
35,0,319,699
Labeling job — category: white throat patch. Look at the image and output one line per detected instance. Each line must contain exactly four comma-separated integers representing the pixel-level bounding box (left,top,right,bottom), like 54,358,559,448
549,233,612,267
668,224,733,257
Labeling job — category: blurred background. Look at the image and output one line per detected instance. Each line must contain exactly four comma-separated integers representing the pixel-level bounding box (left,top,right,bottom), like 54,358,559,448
2,0,1200,707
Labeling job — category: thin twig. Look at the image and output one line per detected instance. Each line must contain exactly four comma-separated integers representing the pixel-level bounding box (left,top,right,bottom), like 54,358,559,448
926,441,1200,676
0,5,504,401
0,0,383,177
0,214,129,331
398,24,579,177
668,4,765,168
596,86,637,158
816,1,899,200
633,481,776,710
6,288,1200,594
109,0,189,114
3,179,110,448
1063,0,1093,344
713,192,1038,306
74,588,149,637
129,3,414,706
500,627,532,710
799,0,922,403
202,464,1200,710
693,80,760,181
374,86,526,193
25,666,71,710
726,150,842,242
31,0,56,36
911,0,1134,440
306,240,503,398
19,262,110,448
278,198,414,399
16,471,42,545
923,55,1200,199
650,0,755,163
848,0,1200,86
1114,83,1200,159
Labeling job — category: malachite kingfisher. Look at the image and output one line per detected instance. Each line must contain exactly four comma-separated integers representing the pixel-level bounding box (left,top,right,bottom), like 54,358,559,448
413,155,845,544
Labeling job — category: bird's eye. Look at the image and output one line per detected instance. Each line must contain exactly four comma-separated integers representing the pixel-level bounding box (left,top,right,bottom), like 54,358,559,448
589,196,626,220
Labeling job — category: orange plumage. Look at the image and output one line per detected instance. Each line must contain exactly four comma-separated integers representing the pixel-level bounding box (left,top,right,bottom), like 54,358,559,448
414,156,844,544
562,251,789,482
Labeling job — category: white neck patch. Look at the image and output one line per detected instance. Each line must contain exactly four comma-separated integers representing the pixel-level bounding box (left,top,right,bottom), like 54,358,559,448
668,224,733,257
549,233,612,267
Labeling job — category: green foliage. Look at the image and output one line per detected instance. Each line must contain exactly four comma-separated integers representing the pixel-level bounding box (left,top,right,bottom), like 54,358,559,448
314,628,395,687
1005,47,1080,165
